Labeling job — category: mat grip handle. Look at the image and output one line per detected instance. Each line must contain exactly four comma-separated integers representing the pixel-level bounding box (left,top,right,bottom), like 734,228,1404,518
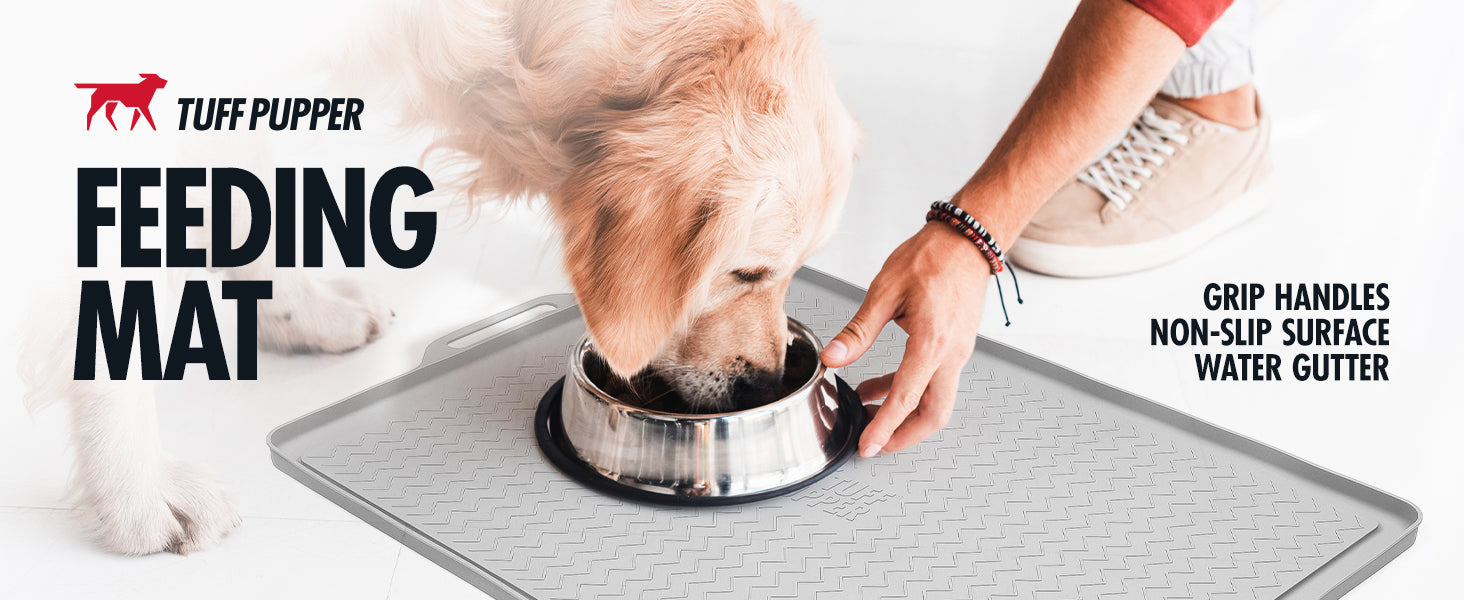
419,294,576,364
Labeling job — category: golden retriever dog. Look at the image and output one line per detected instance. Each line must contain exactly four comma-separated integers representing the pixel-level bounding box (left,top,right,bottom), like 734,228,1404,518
390,0,859,410
18,0,856,556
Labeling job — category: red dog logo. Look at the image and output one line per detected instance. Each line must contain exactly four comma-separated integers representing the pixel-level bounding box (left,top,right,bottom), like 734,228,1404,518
74,74,168,131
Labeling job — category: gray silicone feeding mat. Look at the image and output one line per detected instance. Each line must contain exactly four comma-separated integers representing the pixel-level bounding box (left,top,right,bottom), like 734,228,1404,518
270,268,1418,599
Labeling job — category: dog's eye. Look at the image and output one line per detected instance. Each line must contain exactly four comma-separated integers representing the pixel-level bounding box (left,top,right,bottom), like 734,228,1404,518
731,268,772,284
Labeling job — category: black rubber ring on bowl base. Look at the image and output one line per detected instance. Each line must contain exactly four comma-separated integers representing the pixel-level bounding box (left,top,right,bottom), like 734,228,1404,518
534,375,866,507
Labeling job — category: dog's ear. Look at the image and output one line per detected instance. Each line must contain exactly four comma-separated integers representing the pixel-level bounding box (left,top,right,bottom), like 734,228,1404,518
551,125,750,378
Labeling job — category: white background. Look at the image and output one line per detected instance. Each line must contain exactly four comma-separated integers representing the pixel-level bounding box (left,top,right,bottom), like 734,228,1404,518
1,0,1460,598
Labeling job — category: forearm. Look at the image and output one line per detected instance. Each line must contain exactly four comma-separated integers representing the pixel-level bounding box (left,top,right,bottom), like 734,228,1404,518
953,0,1185,248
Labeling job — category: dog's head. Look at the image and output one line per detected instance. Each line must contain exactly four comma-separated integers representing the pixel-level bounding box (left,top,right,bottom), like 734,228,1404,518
139,74,167,88
386,0,858,410
550,14,859,411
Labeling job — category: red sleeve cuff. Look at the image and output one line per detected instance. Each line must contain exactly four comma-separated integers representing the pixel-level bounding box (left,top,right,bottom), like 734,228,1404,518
1126,0,1236,46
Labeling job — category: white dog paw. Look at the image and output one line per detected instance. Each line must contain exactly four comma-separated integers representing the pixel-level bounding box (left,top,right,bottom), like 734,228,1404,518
258,276,394,354
88,462,241,556
158,462,243,555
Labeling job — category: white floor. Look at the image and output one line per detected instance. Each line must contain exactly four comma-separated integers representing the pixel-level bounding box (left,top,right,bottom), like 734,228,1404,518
2,0,1461,598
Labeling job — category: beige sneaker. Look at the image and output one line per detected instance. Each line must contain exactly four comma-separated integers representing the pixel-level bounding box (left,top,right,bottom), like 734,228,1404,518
1010,95,1272,277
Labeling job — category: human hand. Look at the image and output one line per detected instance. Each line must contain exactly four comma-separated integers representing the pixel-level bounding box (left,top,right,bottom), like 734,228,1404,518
821,222,991,457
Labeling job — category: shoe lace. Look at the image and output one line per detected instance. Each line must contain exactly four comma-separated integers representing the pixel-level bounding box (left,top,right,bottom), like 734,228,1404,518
1077,107,1189,210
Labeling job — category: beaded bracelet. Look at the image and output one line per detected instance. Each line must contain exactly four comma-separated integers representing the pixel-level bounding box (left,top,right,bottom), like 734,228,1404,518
926,209,1004,274
925,201,1024,326
932,201,1006,260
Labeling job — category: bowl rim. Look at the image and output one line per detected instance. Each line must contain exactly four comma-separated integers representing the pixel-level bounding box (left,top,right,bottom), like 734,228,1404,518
568,317,831,420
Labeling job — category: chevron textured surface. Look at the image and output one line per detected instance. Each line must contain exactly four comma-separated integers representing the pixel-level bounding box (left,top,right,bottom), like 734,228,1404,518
302,279,1375,599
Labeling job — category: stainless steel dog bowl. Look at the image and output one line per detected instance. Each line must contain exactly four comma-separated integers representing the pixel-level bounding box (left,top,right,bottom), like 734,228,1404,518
534,318,864,505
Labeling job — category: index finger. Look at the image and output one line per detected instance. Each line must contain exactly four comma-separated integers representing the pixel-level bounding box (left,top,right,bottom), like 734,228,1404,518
823,284,898,368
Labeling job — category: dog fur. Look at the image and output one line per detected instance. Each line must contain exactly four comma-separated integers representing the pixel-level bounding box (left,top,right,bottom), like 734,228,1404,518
387,0,859,409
